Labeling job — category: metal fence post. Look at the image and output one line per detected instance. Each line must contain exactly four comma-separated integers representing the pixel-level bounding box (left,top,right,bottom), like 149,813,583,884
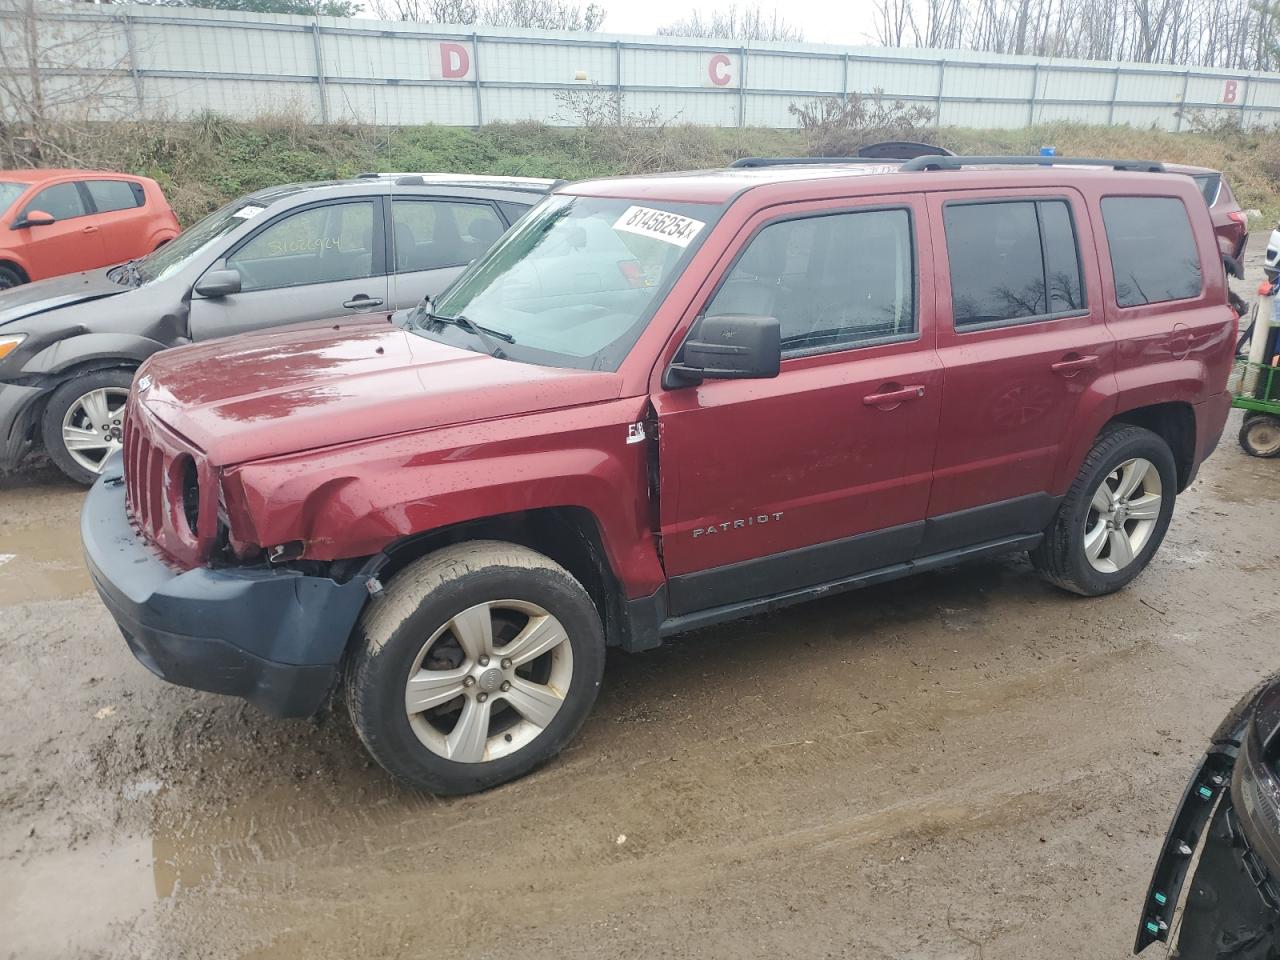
1027,62,1038,125
738,45,747,127
935,59,945,125
310,20,330,125
1241,74,1252,128
615,40,623,122
1175,70,1190,131
842,51,849,97
121,13,144,108
472,32,483,127
1107,66,1121,125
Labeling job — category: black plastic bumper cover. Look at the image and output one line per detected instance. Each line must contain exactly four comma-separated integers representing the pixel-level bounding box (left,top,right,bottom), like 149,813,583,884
81,464,371,718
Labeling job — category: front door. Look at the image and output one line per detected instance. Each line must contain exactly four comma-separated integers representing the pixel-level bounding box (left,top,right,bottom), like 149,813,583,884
16,181,106,277
922,189,1116,552
653,196,943,616
188,199,388,341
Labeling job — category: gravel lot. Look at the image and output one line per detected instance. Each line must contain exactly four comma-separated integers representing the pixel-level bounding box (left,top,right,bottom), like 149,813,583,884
2,254,1277,960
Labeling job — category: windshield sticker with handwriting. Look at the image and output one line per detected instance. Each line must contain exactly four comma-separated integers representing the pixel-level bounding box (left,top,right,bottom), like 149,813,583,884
613,206,706,248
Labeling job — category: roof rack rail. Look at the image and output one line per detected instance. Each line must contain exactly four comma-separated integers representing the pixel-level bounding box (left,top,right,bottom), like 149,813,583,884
355,171,382,179
901,155,1166,173
731,156,893,168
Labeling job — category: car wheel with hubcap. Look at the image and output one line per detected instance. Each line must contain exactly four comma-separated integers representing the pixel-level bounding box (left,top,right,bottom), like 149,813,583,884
1239,413,1280,458
1031,424,1177,596
41,369,136,485
345,541,606,795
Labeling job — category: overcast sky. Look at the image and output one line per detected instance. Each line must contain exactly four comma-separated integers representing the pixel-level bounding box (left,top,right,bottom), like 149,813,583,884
597,1,880,43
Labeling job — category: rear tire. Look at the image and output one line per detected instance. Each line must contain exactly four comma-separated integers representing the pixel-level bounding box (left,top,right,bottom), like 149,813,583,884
1031,425,1177,597
0,264,24,289
344,541,606,795
41,369,135,485
1239,413,1280,458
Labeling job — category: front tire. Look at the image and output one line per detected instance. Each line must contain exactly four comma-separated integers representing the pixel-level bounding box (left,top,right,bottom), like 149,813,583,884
40,369,135,485
344,541,606,795
0,264,24,290
1031,425,1177,597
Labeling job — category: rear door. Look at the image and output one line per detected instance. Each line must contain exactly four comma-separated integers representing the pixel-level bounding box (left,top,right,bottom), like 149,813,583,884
653,194,943,616
922,188,1115,553
14,181,106,277
386,195,509,310
188,198,388,341
84,179,151,259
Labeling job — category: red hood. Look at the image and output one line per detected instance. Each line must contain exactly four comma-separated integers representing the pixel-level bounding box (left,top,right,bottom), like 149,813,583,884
136,316,623,466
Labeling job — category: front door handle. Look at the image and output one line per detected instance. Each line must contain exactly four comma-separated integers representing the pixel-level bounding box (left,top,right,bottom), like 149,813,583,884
343,296,384,310
1050,354,1100,375
862,384,926,407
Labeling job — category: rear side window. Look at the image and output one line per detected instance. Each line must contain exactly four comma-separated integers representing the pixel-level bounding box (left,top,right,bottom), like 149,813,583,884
1101,197,1202,308
1191,174,1221,206
705,207,917,356
87,180,144,213
943,199,1085,328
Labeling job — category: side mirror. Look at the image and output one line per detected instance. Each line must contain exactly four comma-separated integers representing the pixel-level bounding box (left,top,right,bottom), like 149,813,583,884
665,314,781,387
12,209,55,229
194,268,242,298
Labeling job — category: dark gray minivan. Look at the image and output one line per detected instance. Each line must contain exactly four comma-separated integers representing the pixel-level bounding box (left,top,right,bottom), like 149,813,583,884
0,174,555,483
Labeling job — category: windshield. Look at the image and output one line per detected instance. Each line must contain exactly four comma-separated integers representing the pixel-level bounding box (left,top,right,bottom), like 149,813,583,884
0,181,29,216
418,195,720,371
132,199,267,283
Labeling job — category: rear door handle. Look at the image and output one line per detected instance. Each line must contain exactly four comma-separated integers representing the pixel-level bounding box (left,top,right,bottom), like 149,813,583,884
1050,354,1100,375
862,384,926,407
82,225,100,234
343,296,384,310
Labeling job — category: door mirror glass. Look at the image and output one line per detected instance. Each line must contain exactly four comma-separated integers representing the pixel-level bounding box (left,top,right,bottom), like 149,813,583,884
666,314,781,387
15,209,55,228
194,268,243,298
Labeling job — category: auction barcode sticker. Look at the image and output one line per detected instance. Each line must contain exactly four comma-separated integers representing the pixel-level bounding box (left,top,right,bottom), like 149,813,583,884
613,206,706,248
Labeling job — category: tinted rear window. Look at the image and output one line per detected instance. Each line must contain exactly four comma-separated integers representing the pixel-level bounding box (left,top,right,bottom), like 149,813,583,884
1191,174,1221,206
943,199,1085,327
1101,197,1202,308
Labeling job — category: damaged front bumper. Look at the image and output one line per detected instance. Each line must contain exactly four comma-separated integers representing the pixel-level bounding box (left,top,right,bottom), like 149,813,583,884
1137,677,1280,956
81,456,374,718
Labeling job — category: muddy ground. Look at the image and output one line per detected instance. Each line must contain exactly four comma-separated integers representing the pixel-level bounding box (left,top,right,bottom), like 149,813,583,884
3,277,1279,960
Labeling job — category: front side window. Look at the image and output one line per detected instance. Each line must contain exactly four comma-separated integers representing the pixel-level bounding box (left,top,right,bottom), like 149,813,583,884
87,179,143,213
705,207,916,356
421,195,719,371
944,199,1085,328
391,199,505,272
229,201,376,293
25,183,86,221
1102,196,1202,308
0,181,30,217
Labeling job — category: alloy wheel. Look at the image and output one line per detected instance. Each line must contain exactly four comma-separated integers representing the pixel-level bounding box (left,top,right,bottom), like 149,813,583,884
404,599,574,763
61,387,130,475
1083,457,1163,574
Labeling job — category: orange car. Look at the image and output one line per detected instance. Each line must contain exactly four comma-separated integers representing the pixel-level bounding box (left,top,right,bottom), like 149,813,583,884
0,169,180,289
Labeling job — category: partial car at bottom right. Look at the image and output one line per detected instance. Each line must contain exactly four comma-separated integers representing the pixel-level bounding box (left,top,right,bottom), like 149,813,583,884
1137,675,1280,957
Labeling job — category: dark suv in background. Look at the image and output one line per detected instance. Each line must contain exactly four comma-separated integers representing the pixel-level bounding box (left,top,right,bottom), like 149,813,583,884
0,173,554,483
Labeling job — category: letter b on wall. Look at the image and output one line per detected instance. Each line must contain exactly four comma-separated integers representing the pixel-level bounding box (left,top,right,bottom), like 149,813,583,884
432,41,473,80
1222,79,1238,104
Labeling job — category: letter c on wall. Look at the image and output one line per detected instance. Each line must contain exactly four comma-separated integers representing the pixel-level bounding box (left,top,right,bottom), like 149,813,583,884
708,54,732,87
441,42,471,79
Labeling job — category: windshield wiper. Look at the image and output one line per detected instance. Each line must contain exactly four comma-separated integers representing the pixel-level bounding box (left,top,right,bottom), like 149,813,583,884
420,310,515,356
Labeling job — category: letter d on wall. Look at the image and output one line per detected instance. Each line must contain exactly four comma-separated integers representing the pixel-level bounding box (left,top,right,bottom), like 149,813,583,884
434,41,473,80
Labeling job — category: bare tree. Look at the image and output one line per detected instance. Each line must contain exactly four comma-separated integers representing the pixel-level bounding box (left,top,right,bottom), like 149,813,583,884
868,0,1280,70
656,5,804,41
0,0,136,165
367,0,605,28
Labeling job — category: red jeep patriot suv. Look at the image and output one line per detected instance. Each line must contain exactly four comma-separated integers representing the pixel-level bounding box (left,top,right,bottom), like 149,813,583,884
82,156,1235,794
